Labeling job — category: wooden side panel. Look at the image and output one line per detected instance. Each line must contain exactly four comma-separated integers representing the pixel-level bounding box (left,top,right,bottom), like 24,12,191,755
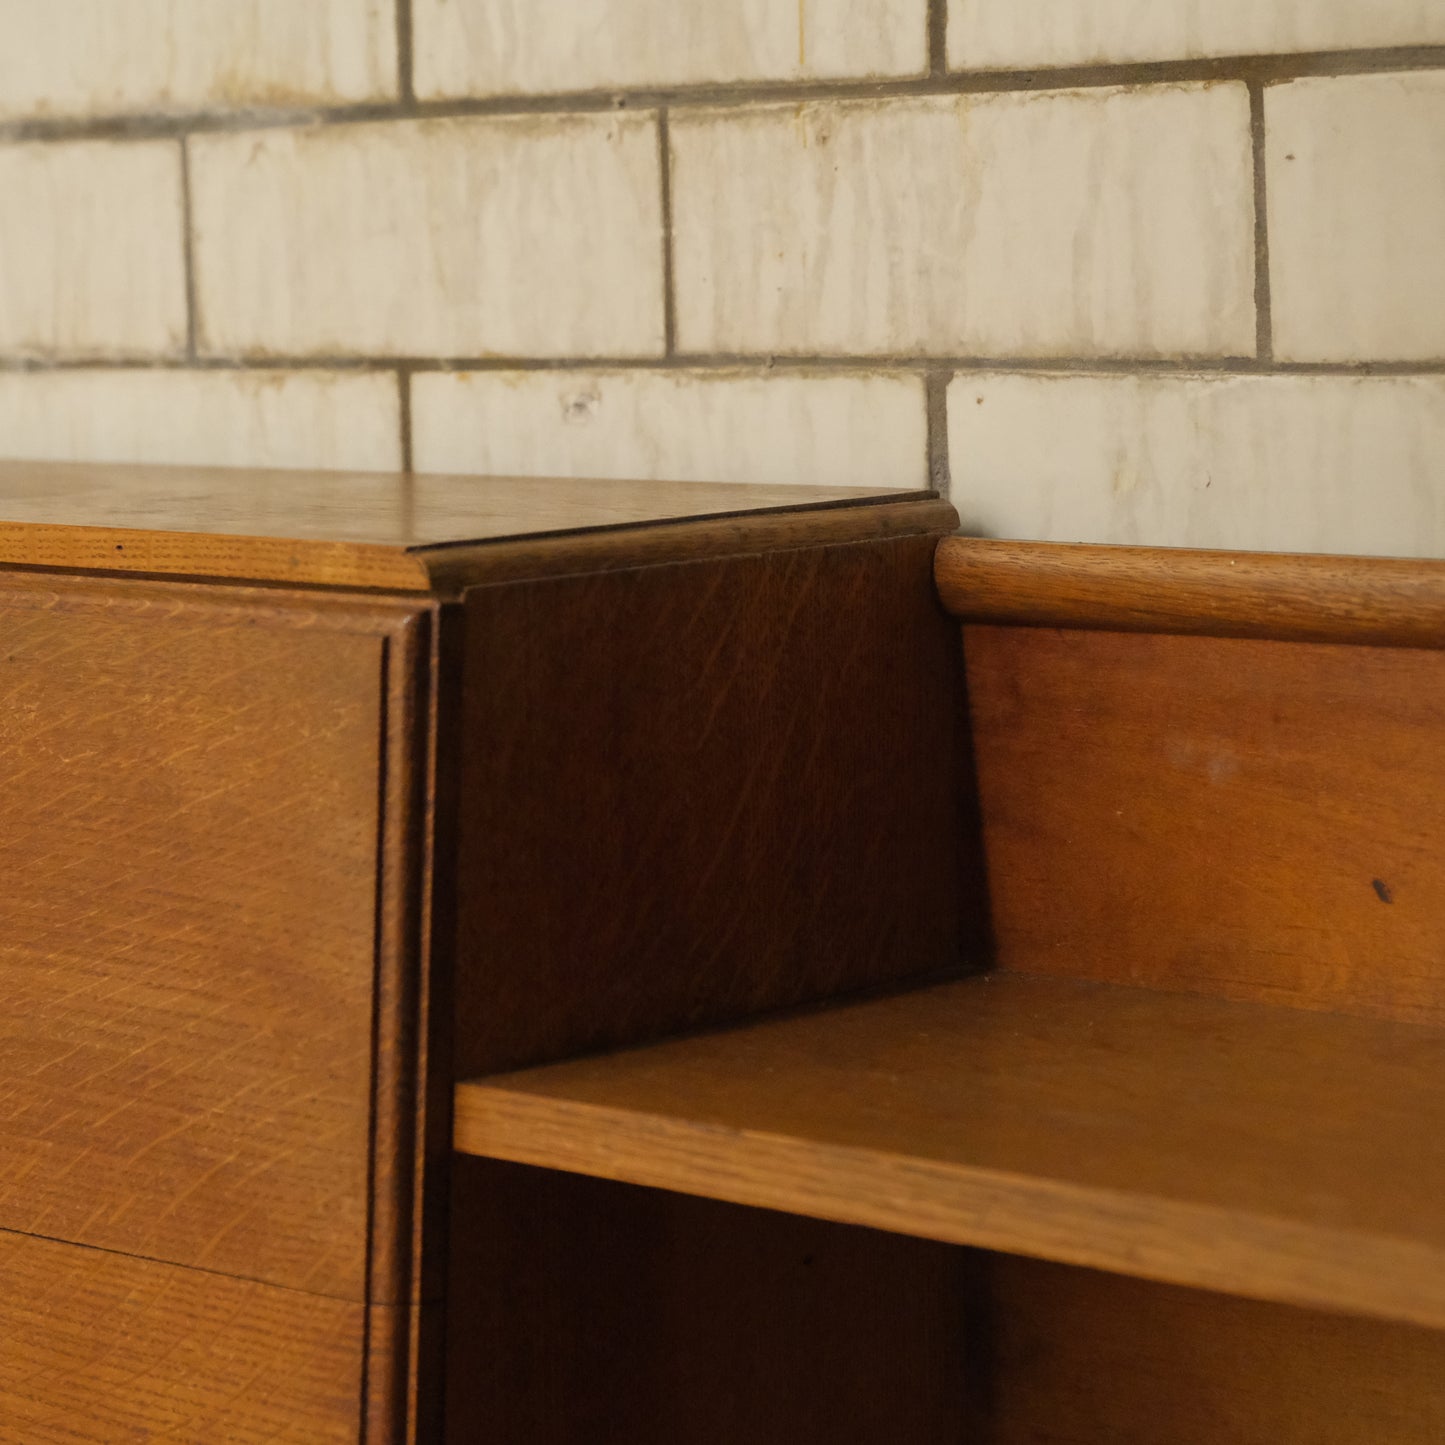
0,1229,364,1445
444,1159,975,1445
0,582,384,1296
454,533,980,1076
986,1256,1445,1445
965,624,1445,1022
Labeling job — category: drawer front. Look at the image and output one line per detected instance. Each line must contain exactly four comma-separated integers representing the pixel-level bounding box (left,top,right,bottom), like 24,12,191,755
0,582,389,1299
0,1228,364,1444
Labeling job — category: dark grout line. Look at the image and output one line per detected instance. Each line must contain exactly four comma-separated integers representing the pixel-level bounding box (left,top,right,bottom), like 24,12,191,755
1264,360,1445,375
927,0,949,78
4,45,1445,144
1249,81,1274,363
397,366,414,472
657,109,677,357
925,370,952,497
395,0,416,105
177,136,199,359
7,354,1445,379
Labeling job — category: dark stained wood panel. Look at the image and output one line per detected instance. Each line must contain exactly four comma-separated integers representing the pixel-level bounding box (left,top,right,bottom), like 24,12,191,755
0,460,928,589
444,1159,974,1445
452,532,980,1076
0,1229,364,1444
936,536,1445,647
456,973,1445,1328
0,576,400,1297
965,623,1445,1023
986,1256,1445,1445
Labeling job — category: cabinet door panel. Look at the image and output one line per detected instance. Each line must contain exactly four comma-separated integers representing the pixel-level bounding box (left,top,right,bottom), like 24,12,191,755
0,1228,363,1444
0,582,385,1297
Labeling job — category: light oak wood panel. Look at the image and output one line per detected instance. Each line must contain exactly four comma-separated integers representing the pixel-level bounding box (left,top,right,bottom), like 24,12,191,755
452,532,981,1076
0,576,408,1297
936,536,1445,647
456,973,1445,1328
0,460,931,589
986,1256,1445,1445
0,1229,364,1444
965,623,1445,1023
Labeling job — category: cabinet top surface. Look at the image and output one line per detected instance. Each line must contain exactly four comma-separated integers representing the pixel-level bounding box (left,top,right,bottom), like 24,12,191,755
0,461,938,592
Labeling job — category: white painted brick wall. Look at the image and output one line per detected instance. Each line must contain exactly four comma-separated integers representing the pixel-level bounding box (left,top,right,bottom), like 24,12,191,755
411,370,926,487
949,373,1445,556
1,6,1443,554
0,0,396,118
190,115,664,359
1268,72,1445,362
0,140,186,358
948,0,1445,71
413,0,927,98
0,370,400,470
670,85,1255,359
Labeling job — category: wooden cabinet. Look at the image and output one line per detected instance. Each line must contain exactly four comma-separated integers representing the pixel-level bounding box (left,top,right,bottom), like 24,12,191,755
4,468,1442,1442
0,464,959,1442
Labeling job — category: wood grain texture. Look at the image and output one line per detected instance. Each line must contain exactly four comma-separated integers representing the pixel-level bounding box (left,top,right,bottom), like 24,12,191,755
452,530,981,1077
936,536,1445,646
444,1158,975,1445
0,460,932,590
419,496,959,591
0,574,412,1298
367,603,438,1309
364,605,451,1445
985,1256,1445,1445
966,623,1445,1023
0,1229,364,1444
455,973,1445,1328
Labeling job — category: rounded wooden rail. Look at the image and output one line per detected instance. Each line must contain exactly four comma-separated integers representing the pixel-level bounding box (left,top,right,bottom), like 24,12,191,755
934,537,1445,648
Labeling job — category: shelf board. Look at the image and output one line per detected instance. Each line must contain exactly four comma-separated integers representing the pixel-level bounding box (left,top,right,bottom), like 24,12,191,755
455,973,1445,1329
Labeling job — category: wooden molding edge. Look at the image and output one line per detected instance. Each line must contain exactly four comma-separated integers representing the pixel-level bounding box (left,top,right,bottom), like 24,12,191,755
935,538,1445,648
419,497,959,591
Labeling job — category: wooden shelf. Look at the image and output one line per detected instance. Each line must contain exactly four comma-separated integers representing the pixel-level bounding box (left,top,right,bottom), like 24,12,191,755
455,973,1445,1329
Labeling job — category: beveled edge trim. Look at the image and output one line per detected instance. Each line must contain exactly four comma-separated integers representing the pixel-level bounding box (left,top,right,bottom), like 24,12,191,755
0,521,437,591
422,497,959,591
935,538,1445,649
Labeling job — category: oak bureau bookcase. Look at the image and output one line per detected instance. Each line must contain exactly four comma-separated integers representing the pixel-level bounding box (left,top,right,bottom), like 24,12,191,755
0,463,962,1443
6,463,1444,1444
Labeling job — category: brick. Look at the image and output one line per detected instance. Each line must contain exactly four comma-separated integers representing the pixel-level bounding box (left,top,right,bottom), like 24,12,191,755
671,85,1254,359
948,373,1445,556
0,0,396,118
0,370,401,470
411,369,927,487
948,0,1445,70
190,116,664,359
1268,72,1445,362
0,140,185,358
414,0,927,99
189,114,661,359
